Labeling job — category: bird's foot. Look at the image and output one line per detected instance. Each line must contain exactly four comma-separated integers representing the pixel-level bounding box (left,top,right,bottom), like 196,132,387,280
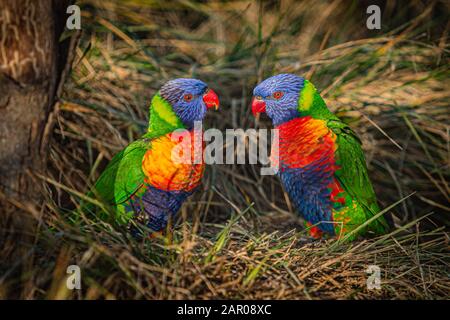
306,222,324,239
149,229,173,245
149,230,164,239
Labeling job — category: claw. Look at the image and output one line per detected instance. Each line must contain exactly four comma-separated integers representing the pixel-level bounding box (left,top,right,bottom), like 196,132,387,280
149,230,164,239
148,218,173,244
306,222,323,239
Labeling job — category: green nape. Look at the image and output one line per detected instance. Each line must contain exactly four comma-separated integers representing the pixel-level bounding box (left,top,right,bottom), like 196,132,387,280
144,93,185,139
297,80,339,121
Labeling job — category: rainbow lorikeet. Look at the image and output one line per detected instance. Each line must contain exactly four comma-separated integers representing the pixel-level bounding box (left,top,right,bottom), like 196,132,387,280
88,78,219,236
251,74,388,240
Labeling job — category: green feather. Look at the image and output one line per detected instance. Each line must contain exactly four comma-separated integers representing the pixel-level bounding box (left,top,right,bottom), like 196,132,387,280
88,139,149,224
94,139,149,206
146,93,184,138
298,80,337,120
328,119,389,235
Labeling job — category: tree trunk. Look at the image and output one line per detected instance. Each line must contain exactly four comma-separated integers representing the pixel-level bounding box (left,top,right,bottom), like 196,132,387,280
0,1,75,297
0,0,73,203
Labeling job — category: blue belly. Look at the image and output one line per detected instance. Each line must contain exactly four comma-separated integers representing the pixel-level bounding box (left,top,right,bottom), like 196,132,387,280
279,162,336,235
125,184,192,232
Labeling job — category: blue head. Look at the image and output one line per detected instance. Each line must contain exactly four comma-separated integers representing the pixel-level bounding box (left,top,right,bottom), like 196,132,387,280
252,74,305,126
160,78,219,128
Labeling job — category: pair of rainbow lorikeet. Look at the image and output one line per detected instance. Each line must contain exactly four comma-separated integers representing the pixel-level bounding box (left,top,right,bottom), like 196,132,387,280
87,74,388,240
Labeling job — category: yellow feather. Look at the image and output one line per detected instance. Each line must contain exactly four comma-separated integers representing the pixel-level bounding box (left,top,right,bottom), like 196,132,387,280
299,80,316,112
152,94,180,127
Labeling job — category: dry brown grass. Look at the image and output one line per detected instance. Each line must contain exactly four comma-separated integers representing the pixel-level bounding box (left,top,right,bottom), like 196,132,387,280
0,0,449,299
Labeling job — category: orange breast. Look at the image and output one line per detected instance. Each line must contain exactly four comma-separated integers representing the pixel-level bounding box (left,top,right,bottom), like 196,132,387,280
142,130,205,192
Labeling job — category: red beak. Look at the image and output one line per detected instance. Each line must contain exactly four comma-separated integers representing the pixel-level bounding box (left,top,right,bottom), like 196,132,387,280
251,97,266,116
203,89,219,110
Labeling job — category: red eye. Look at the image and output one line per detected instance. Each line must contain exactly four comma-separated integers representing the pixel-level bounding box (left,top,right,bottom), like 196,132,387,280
273,91,283,99
184,94,193,102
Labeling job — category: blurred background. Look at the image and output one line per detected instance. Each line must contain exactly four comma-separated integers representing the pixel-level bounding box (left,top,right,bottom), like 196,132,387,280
0,0,448,299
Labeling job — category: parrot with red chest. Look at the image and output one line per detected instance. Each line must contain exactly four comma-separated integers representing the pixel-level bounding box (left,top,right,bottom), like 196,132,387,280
252,74,388,240
88,78,219,237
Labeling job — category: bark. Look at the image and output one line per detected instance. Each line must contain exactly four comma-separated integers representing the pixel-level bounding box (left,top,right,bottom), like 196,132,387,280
0,0,73,203
0,2,75,295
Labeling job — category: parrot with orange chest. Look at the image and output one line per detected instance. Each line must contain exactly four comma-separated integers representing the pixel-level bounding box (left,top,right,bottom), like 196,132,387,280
251,74,388,240
89,78,219,237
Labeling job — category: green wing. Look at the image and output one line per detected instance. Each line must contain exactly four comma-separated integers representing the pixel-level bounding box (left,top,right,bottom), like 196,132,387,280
327,119,389,234
83,138,150,223
93,138,150,205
